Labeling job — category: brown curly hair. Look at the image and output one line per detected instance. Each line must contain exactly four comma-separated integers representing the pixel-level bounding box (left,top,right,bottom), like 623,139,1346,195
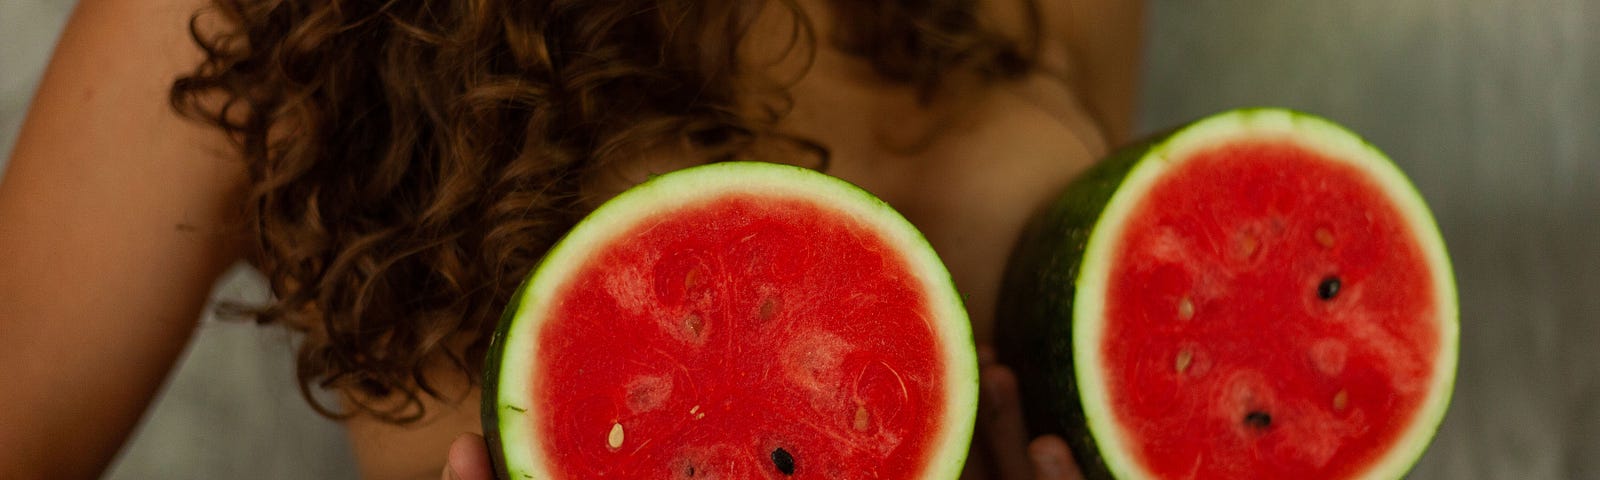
170,0,1041,423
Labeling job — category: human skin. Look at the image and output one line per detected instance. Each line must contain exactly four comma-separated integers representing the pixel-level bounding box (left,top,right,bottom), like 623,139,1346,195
0,0,1140,478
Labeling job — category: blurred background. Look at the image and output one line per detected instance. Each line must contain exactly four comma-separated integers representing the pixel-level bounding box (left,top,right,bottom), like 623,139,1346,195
2,0,1596,478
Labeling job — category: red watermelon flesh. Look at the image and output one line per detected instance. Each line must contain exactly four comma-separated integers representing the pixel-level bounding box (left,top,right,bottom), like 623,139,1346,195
997,109,1457,480
482,163,977,480
1104,141,1440,478
540,195,941,477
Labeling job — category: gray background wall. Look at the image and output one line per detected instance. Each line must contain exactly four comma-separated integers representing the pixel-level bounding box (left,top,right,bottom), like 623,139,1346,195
1139,2,1599,479
3,0,1596,478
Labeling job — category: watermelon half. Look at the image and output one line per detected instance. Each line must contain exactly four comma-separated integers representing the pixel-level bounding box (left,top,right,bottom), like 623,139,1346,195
998,109,1458,479
482,162,978,479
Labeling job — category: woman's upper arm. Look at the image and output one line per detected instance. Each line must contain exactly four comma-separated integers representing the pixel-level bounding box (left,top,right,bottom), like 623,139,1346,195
0,0,246,477
1044,0,1145,144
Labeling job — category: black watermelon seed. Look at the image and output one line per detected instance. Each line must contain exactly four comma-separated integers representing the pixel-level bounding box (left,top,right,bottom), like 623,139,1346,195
771,447,796,475
1318,276,1341,300
1244,411,1273,429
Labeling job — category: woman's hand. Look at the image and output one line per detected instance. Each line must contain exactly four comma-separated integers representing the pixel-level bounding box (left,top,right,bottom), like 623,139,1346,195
971,345,1084,480
441,434,494,480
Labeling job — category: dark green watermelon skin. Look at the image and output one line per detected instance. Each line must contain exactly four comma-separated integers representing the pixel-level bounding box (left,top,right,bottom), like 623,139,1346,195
994,131,1170,480
481,276,534,480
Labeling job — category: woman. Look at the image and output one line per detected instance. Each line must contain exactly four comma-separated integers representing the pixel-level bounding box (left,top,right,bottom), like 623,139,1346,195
0,0,1140,478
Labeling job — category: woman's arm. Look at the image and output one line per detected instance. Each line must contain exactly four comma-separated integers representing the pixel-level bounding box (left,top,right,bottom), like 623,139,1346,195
0,0,246,477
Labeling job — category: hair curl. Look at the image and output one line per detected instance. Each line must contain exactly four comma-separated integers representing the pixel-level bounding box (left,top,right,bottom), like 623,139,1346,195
171,0,1040,423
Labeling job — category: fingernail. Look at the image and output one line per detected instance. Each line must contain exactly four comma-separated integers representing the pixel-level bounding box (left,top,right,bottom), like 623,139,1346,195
446,465,462,480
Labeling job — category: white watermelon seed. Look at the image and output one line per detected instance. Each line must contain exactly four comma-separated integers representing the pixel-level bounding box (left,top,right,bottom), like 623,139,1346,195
1175,348,1194,373
608,422,625,449
684,314,704,337
1334,390,1349,411
1178,296,1195,320
1315,228,1336,248
1236,233,1260,260
854,405,871,431
684,268,701,289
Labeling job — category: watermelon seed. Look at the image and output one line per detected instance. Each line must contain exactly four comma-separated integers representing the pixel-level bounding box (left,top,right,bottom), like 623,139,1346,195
1236,234,1260,260
1175,349,1194,373
684,314,704,337
690,405,700,414
759,297,780,322
1318,276,1341,300
1315,228,1336,248
608,422,625,450
1244,411,1272,430
1334,390,1349,411
684,268,701,290
854,404,871,431
1177,296,1195,320
772,447,796,475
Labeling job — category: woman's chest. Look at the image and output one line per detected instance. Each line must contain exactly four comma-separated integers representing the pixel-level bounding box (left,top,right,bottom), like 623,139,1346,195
777,66,1107,342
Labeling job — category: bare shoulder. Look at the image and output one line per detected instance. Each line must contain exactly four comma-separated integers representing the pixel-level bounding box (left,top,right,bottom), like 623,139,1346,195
1030,0,1145,143
0,0,246,477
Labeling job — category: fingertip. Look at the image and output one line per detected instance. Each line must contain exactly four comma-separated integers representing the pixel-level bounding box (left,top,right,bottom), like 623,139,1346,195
448,432,486,459
1029,436,1082,480
447,433,494,480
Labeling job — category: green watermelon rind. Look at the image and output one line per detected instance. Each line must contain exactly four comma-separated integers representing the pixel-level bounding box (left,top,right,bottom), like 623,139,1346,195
998,108,1459,480
482,161,979,480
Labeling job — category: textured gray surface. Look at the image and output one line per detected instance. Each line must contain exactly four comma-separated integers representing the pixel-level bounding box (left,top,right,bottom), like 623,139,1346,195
1140,2,1600,478
2,0,1596,479
99,267,359,479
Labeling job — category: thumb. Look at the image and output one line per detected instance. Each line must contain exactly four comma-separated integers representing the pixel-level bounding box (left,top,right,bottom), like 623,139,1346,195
442,433,495,480
1029,436,1083,480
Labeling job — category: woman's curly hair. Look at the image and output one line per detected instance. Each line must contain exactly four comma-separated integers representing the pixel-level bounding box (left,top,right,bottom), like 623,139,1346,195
170,0,1040,423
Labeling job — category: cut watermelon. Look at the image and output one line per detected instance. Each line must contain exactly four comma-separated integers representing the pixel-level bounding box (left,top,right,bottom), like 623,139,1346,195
482,162,978,479
998,109,1458,479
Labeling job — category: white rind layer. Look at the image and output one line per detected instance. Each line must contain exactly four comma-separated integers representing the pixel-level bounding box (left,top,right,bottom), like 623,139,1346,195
1073,109,1459,480
491,161,978,479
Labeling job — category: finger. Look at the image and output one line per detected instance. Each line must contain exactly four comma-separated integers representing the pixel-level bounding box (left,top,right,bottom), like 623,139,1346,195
965,344,1000,479
964,343,998,479
980,364,1035,480
960,447,992,480
443,433,494,480
1029,436,1083,480
977,344,998,367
